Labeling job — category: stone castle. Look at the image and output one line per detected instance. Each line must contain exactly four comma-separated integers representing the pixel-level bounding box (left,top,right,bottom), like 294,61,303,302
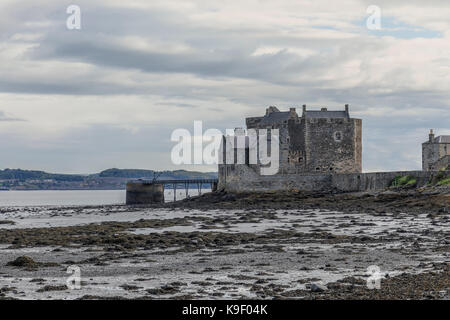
422,129,450,171
218,105,361,183
218,106,448,193
128,106,449,204
245,105,362,174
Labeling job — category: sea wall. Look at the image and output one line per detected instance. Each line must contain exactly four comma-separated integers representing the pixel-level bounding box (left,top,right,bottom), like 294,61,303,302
330,170,441,192
218,164,448,193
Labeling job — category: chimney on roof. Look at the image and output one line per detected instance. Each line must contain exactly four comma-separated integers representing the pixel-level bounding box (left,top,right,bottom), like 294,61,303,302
289,107,297,120
345,104,349,117
302,104,306,117
429,129,435,143
321,107,327,111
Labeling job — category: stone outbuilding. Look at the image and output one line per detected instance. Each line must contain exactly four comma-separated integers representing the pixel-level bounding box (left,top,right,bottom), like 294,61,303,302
422,129,450,171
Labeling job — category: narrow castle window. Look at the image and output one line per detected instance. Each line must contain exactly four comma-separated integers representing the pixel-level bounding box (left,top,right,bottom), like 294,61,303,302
333,131,343,142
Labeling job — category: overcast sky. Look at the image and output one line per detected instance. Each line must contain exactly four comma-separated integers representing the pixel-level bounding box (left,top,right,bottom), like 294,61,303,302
0,0,449,173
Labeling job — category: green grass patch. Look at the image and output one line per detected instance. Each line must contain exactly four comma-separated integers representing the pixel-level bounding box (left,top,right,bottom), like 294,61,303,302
429,165,450,186
436,177,450,186
391,175,417,188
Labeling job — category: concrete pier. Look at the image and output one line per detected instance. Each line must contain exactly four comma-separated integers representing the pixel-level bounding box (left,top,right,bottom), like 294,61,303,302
126,182,164,205
126,179,218,205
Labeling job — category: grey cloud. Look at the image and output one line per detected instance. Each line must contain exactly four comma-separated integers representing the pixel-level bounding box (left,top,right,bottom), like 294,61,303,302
155,102,199,108
0,123,176,173
0,1,449,173
3,3,374,93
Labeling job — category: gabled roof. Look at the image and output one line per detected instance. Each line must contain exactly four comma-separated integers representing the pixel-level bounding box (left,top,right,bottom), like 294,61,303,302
259,111,292,125
434,135,450,143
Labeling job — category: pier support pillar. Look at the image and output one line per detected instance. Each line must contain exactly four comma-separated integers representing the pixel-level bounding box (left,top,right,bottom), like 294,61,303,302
126,182,164,205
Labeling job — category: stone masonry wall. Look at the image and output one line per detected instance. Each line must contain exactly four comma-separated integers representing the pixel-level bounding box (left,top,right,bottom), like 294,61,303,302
304,118,361,173
422,141,450,170
218,164,447,193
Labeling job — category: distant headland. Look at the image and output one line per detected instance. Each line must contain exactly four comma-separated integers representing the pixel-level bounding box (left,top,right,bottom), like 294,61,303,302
0,168,217,190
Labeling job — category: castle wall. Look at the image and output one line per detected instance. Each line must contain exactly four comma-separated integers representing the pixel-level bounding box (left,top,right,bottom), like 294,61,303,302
304,118,361,173
422,141,450,170
278,127,290,171
218,164,332,192
218,164,447,193
246,117,362,175
286,121,306,171
330,170,437,192
431,155,450,170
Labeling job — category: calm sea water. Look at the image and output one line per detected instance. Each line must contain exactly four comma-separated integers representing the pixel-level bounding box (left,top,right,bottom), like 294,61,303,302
0,189,208,207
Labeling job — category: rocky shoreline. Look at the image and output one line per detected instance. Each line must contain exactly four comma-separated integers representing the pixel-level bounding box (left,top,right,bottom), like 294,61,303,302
0,187,448,300
164,186,450,214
